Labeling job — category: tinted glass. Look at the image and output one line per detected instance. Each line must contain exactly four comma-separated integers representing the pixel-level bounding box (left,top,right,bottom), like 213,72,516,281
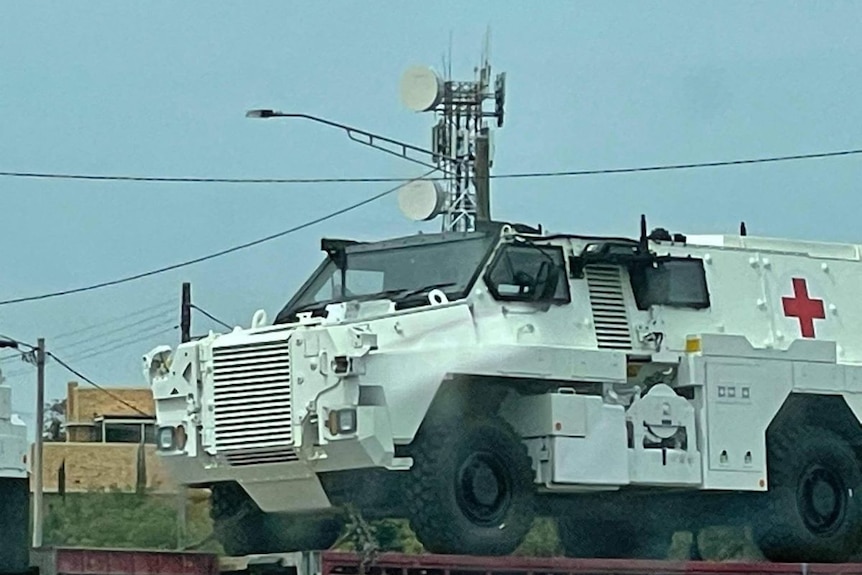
485,244,570,302
632,259,709,309
281,235,495,318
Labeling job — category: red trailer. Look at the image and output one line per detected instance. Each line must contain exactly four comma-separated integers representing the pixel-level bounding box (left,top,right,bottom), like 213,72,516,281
28,549,862,575
30,548,218,575
316,552,862,575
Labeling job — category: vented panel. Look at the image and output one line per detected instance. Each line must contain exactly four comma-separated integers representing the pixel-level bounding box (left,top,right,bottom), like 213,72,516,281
224,446,299,466
212,338,295,464
585,265,633,350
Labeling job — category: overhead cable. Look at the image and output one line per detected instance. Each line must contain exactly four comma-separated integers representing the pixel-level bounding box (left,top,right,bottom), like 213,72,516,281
0,147,860,184
61,322,178,361
64,325,178,364
51,299,175,341
0,169,436,307
0,333,151,417
190,304,233,330
48,352,151,417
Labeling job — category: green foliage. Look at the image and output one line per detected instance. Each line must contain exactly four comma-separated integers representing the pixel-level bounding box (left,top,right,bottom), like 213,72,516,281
42,490,214,551
514,517,563,557
334,517,424,554
40,491,766,560
184,494,221,553
696,526,765,562
371,519,424,554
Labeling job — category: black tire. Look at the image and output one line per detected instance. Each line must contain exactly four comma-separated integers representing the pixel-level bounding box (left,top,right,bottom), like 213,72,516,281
211,482,343,555
405,416,536,555
754,425,862,562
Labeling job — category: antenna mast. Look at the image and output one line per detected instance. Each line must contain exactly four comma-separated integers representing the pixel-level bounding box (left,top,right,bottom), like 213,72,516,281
399,31,506,232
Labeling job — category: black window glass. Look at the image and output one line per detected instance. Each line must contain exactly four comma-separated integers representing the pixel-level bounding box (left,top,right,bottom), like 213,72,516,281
104,423,143,444
277,234,496,322
485,244,570,303
631,258,709,310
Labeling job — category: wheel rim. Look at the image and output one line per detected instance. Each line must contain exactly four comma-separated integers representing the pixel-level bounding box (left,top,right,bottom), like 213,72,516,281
455,450,512,526
797,464,847,535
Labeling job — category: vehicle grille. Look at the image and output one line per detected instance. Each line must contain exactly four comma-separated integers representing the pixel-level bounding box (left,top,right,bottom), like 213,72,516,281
211,338,296,464
585,265,633,350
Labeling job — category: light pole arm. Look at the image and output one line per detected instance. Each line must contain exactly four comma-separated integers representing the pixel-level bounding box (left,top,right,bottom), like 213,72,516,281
245,109,449,173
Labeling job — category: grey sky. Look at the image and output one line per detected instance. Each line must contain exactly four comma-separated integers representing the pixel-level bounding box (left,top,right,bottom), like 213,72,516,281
1,2,860,436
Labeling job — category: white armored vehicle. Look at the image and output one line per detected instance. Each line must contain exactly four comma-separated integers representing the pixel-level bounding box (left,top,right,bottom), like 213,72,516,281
0,381,30,572
145,219,862,562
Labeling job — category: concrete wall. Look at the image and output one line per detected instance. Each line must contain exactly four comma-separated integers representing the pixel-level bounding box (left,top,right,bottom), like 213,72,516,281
35,382,180,495
66,381,154,423
32,442,177,494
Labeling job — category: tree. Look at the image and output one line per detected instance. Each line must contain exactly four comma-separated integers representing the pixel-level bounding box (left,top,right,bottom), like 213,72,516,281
44,398,66,442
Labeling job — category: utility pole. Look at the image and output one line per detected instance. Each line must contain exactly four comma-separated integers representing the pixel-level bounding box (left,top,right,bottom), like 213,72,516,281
475,127,491,223
181,282,191,344
177,282,190,549
33,337,45,549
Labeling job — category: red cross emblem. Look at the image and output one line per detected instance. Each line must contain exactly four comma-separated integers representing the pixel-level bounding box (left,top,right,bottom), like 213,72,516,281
781,278,825,339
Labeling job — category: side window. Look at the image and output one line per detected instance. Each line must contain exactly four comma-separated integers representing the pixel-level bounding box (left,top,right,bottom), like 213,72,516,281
484,244,570,303
631,258,710,310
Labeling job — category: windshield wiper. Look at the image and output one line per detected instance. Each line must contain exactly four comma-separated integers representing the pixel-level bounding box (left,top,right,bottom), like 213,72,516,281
395,282,458,300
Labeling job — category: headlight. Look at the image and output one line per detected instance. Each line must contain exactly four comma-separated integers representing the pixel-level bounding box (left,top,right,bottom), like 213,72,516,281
157,427,175,450
327,408,357,435
157,425,188,451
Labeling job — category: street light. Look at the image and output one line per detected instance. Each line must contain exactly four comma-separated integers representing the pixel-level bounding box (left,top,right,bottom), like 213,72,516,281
245,109,448,172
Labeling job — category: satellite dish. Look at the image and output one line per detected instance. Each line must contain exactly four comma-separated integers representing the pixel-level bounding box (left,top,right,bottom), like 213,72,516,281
398,180,445,221
400,66,443,112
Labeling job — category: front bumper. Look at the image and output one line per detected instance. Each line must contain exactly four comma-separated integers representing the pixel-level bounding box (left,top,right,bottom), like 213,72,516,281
161,403,404,514
162,454,332,513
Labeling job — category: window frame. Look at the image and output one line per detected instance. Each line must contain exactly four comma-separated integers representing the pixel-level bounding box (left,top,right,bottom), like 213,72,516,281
275,230,500,323
630,256,711,311
483,243,571,304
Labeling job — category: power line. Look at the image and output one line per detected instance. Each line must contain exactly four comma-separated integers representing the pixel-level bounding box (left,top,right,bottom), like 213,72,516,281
0,169,436,308
64,325,178,364
1,146,860,309
51,299,174,341
0,366,31,380
0,333,155,418
62,322,178,362
0,171,403,184
492,148,862,179
54,313,174,353
191,304,232,330
1,147,860,184
47,352,150,417
0,334,35,351
2,303,173,363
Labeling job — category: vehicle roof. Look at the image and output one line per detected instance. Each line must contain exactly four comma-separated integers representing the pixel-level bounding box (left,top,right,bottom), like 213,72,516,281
682,234,862,261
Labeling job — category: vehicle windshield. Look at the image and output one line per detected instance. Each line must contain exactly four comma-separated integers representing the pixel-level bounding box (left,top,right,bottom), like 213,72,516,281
276,233,496,322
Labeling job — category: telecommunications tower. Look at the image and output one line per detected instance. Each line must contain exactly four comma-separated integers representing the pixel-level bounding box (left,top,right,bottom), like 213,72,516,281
397,39,506,233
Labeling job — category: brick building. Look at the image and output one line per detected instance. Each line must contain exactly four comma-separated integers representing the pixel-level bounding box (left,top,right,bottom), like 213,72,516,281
33,382,177,494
